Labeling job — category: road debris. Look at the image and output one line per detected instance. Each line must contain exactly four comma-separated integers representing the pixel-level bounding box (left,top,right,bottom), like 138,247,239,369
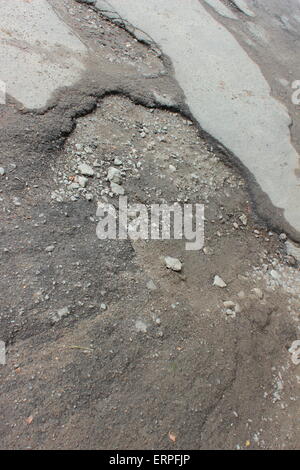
213,275,227,288
78,163,94,176
107,167,122,184
110,182,125,195
164,256,182,272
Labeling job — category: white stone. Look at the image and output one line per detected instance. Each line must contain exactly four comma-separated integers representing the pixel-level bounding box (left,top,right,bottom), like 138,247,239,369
107,167,122,184
270,270,280,280
78,163,94,176
110,182,125,195
239,214,248,226
75,175,88,187
213,275,227,288
164,256,182,272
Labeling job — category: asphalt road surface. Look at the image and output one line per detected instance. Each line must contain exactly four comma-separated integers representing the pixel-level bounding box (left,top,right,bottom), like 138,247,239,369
0,0,299,450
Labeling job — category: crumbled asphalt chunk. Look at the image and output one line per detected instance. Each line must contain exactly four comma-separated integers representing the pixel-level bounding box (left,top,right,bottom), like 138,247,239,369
213,275,227,288
164,256,182,272
75,175,88,187
78,163,94,176
239,214,248,226
110,182,125,195
107,167,122,184
85,193,93,201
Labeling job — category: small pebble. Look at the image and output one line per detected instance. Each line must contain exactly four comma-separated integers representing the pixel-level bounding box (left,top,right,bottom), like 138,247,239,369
213,275,227,288
164,256,182,272
111,182,125,195
107,167,122,184
78,163,94,177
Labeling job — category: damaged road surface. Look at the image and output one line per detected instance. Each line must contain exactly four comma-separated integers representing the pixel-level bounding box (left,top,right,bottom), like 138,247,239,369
0,0,299,450
96,0,300,241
